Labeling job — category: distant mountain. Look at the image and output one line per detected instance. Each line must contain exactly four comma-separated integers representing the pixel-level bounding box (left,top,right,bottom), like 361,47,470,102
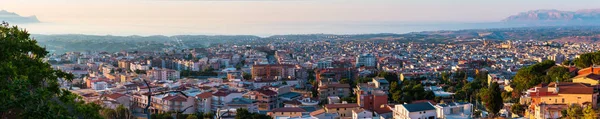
0,10,39,23
503,9,600,22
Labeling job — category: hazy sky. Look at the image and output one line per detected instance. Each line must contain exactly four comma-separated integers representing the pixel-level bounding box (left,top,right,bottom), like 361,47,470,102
2,0,600,36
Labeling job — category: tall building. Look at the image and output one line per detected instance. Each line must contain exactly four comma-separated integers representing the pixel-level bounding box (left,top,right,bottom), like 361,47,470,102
356,53,376,67
251,64,296,80
147,68,181,81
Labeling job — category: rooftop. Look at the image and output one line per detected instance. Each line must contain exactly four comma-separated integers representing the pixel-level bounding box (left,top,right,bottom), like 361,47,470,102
401,102,436,112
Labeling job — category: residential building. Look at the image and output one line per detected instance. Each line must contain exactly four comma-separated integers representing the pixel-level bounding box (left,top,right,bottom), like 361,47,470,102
434,102,472,119
324,103,360,117
251,64,296,80
244,88,279,111
195,92,212,113
147,68,181,81
394,102,437,119
356,53,376,67
267,107,307,118
352,109,373,119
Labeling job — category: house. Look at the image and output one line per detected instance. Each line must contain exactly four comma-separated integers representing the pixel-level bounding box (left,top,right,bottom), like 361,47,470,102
524,82,598,118
213,90,244,111
267,107,307,118
356,89,387,112
318,80,351,100
352,109,373,119
195,92,212,113
102,93,130,109
572,66,600,85
244,88,279,111
372,77,390,92
324,103,360,117
526,82,598,108
226,97,259,113
310,109,339,119
534,103,567,119
434,102,472,119
394,102,437,119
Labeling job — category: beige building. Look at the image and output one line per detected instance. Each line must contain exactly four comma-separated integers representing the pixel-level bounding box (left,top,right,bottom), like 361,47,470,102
324,103,360,117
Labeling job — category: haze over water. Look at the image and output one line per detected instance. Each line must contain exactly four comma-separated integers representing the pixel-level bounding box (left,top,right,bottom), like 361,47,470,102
4,0,600,36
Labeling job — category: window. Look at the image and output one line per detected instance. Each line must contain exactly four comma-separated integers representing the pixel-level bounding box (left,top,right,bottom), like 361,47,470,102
562,98,565,103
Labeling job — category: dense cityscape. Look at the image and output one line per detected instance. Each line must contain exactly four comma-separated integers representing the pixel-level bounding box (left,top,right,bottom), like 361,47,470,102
42,37,600,119
5,1,600,119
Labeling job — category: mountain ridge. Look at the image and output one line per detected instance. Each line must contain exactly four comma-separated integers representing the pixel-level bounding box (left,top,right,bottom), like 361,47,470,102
503,8,600,22
0,10,40,23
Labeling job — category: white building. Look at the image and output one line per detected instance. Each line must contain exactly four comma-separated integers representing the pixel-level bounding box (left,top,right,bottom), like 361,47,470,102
91,81,108,90
434,102,472,119
352,109,373,119
147,68,181,81
356,53,376,67
394,102,437,119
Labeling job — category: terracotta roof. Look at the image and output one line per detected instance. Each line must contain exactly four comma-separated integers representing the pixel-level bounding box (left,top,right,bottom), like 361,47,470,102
310,109,326,116
574,73,600,80
164,95,187,102
324,103,359,109
373,105,394,114
106,93,126,99
196,92,212,98
271,107,307,112
256,89,278,96
213,91,230,97
283,100,302,105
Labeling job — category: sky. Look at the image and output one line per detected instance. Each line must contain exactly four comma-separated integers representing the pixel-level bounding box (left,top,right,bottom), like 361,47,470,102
2,0,600,36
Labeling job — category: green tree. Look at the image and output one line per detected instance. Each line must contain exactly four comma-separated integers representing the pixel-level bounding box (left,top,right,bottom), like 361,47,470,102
573,52,600,68
341,96,357,103
0,22,102,118
567,104,583,118
101,108,118,119
186,114,197,119
583,105,597,119
235,108,271,119
243,72,252,80
513,60,556,92
545,66,572,82
510,103,525,116
479,83,503,117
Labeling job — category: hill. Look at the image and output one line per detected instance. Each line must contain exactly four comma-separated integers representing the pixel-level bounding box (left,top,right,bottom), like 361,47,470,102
0,10,39,23
503,9,600,22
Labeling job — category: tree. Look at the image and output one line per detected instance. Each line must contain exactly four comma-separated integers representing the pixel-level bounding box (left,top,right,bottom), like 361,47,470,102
583,105,597,119
0,22,103,118
101,108,118,119
510,103,525,116
235,108,271,119
545,66,572,82
341,96,356,103
513,60,556,92
479,83,503,117
573,52,600,68
186,114,197,119
115,104,135,119
243,73,252,80
567,104,583,118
